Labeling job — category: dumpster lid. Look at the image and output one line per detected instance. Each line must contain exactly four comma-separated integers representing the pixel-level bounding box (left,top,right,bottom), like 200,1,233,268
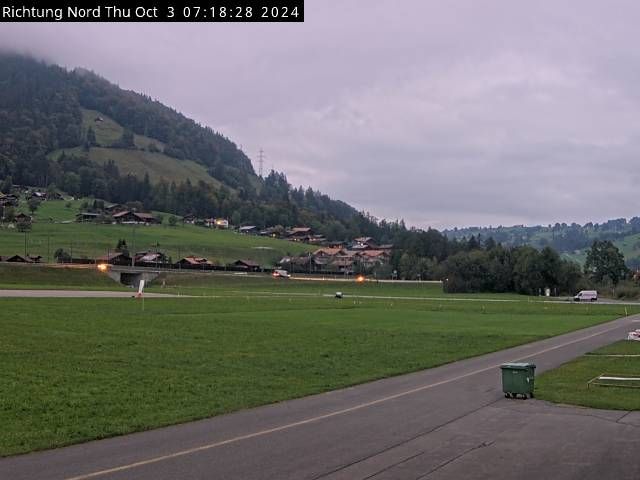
500,362,536,370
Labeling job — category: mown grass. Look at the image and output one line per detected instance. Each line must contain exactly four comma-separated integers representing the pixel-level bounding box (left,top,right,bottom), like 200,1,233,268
0,206,314,266
536,340,640,411
154,272,525,300
0,296,635,456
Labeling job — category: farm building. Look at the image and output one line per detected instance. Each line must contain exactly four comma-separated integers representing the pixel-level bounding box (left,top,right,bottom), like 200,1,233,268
238,225,259,235
0,254,42,263
134,251,168,266
96,252,132,266
112,211,160,224
76,212,102,223
287,227,313,242
176,256,213,269
230,259,261,271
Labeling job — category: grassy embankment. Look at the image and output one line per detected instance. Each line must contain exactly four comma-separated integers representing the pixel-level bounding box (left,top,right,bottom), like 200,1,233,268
536,340,640,411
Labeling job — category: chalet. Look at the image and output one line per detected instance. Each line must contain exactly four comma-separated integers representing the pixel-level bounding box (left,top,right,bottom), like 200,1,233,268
104,203,125,214
230,259,261,272
238,225,259,235
313,247,345,258
278,255,312,271
176,256,213,269
203,218,229,229
287,227,313,242
307,234,327,245
182,214,198,224
260,227,284,238
352,237,379,250
30,191,47,200
96,252,132,266
0,194,19,207
76,212,101,223
328,256,355,274
134,251,168,266
358,250,390,267
0,254,41,263
112,211,160,224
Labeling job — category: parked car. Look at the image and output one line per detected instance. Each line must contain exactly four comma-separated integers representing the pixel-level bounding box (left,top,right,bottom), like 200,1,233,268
574,290,598,302
272,269,291,278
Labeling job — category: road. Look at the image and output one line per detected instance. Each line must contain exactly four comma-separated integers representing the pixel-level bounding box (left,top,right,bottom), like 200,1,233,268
1,315,639,480
0,289,181,298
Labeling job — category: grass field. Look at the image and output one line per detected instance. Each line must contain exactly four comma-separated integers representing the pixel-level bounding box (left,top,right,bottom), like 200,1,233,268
0,264,125,291
536,340,640,411
154,271,525,300
0,201,314,266
0,293,636,456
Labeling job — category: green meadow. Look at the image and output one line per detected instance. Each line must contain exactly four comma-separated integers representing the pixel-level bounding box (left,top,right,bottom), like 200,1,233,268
0,293,635,456
1,199,313,266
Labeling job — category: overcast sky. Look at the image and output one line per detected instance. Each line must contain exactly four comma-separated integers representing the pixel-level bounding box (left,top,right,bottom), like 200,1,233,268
2,1,640,229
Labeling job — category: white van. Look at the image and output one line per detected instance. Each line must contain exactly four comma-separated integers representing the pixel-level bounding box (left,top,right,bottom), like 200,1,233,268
574,290,598,302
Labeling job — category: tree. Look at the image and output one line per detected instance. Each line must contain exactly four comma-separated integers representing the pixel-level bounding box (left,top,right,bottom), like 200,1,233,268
54,248,72,263
584,240,628,286
168,215,178,227
27,197,41,215
86,127,97,146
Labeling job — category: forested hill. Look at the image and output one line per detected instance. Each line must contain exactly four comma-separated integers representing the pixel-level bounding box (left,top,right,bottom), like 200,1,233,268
0,53,252,188
444,219,640,268
0,53,375,239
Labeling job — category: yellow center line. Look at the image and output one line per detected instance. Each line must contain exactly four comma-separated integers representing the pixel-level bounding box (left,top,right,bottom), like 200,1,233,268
64,320,631,480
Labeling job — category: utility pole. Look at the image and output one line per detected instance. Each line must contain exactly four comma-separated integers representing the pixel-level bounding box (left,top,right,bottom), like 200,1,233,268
258,149,265,178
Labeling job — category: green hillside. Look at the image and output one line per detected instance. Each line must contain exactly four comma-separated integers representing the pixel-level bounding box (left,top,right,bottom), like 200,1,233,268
2,201,313,266
48,108,222,187
0,54,370,241
81,108,165,150
52,146,221,187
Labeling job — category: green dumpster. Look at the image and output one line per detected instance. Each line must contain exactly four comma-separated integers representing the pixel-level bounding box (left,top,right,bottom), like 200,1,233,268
500,363,536,399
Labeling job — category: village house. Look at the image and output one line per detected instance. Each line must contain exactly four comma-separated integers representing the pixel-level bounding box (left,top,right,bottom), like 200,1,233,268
0,193,19,208
134,251,168,266
96,252,132,266
287,227,313,242
75,212,102,223
0,254,42,263
104,203,126,214
175,256,214,269
229,259,261,272
238,225,259,235
351,237,379,250
112,211,160,225
182,214,198,224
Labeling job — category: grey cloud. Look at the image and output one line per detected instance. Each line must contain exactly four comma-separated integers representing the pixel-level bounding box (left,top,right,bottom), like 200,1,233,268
2,1,640,228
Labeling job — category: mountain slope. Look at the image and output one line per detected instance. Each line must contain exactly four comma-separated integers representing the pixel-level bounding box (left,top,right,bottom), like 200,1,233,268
0,53,377,241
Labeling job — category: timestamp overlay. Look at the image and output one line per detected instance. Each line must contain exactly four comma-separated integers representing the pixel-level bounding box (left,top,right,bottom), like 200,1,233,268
0,0,304,22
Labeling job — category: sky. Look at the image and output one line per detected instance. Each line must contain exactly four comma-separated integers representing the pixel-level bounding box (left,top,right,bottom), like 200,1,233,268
1,1,640,229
